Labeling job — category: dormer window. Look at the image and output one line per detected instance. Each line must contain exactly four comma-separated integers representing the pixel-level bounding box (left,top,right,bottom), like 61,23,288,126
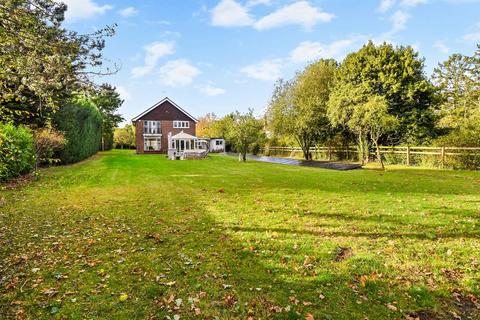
173,121,190,128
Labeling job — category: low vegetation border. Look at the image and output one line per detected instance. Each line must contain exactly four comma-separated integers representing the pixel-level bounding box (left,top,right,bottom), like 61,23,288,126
262,146,480,170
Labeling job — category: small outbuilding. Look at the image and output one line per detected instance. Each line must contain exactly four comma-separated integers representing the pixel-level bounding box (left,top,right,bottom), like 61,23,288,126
209,138,225,152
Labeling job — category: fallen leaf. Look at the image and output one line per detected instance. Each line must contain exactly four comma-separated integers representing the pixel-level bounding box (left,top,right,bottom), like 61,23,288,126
386,303,397,311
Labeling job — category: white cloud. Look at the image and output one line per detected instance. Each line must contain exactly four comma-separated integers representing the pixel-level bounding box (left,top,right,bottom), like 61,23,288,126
210,0,334,30
400,0,429,6
378,0,396,12
463,32,480,42
116,86,132,101
211,0,254,27
378,0,428,12
434,41,450,53
198,85,226,96
159,60,201,87
118,7,138,17
390,10,410,33
247,0,272,6
290,39,356,63
254,1,334,30
240,59,283,81
62,0,112,22
132,42,175,78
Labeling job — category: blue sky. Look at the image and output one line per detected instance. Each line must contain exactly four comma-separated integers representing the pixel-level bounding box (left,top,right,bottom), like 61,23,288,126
61,0,480,123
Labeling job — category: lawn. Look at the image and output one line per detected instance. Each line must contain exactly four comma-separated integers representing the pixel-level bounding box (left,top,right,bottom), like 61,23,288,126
1,150,479,319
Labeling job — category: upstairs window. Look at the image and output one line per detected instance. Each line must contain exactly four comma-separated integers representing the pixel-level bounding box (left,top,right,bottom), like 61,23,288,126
173,121,190,129
144,121,160,134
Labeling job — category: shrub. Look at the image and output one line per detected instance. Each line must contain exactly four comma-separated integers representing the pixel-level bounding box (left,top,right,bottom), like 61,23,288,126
433,119,480,170
0,123,34,181
54,97,102,164
33,128,67,173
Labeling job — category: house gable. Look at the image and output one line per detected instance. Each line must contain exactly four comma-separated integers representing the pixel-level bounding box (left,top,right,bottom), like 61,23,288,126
132,97,197,123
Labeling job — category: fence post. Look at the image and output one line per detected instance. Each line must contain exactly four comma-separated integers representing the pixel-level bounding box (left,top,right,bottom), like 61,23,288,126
406,146,411,166
441,146,445,168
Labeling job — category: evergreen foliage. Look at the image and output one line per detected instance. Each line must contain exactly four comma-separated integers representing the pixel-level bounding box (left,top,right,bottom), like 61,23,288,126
54,96,102,164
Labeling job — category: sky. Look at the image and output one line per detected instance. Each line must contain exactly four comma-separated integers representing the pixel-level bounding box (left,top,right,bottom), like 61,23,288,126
60,0,480,124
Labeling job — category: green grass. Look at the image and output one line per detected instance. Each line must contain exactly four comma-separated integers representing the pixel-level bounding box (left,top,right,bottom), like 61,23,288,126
1,150,479,319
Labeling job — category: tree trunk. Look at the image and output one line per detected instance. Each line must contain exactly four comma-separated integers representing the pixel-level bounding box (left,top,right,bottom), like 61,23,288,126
303,141,311,160
357,133,365,165
34,155,39,178
374,140,384,170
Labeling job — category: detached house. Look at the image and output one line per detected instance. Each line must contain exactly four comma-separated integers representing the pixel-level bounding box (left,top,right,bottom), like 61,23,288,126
132,97,224,159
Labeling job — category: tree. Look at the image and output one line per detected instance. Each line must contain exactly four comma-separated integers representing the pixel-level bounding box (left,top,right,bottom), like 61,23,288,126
327,83,370,163
196,113,218,137
267,59,337,160
348,96,398,169
228,109,265,162
0,0,117,127
329,41,437,145
90,84,124,151
114,124,135,149
432,47,480,130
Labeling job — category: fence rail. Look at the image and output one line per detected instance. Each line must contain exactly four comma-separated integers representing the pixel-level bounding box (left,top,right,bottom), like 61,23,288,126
260,145,480,169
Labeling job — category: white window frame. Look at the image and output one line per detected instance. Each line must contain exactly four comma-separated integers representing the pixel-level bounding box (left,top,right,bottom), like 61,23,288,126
173,120,190,129
144,137,161,151
143,121,161,134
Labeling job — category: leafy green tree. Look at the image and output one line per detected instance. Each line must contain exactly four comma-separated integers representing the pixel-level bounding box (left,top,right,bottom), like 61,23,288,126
348,95,398,169
328,83,370,163
228,109,265,161
0,0,116,127
114,124,136,149
432,46,480,130
329,41,437,145
213,114,235,140
90,84,124,150
267,59,337,160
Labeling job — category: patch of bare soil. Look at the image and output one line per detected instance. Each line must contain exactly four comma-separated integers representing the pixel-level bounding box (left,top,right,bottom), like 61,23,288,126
334,246,353,262
1,174,35,190
406,311,440,320
406,291,480,320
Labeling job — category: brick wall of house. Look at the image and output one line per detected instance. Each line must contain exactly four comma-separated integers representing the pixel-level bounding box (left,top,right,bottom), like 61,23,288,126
134,121,145,154
135,120,197,154
134,99,197,154
159,120,196,153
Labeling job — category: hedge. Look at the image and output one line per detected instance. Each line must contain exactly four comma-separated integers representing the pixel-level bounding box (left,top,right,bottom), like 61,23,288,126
54,99,102,164
0,123,34,181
